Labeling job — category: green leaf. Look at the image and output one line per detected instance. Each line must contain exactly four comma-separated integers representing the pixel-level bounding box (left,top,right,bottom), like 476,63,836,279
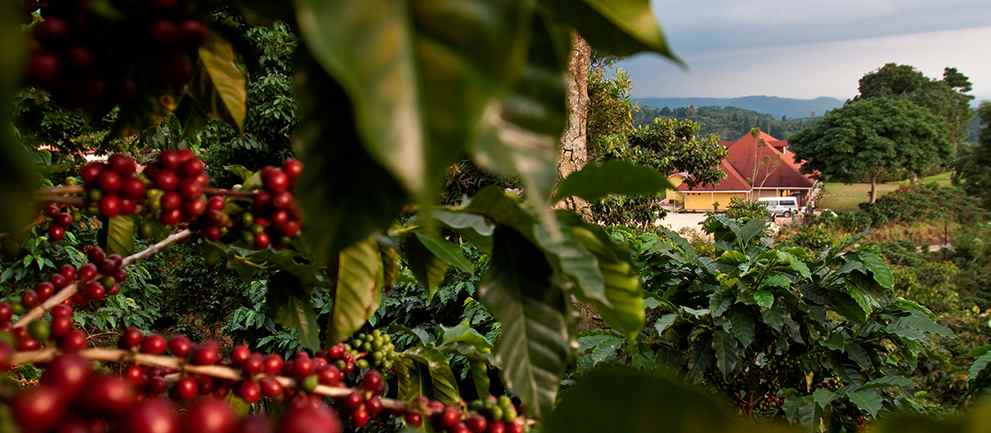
198,35,248,130
479,228,569,418
776,251,811,279
847,285,874,317
654,313,677,335
846,388,883,417
553,161,671,202
433,210,495,237
859,251,894,289
106,216,135,255
577,334,624,369
726,307,755,349
294,67,407,259
761,273,792,290
0,2,34,232
862,375,912,390
813,389,837,409
969,350,991,386
754,290,774,310
470,359,491,398
543,368,734,433
329,238,384,343
440,321,493,351
570,224,646,336
540,0,679,59
296,0,532,204
534,222,608,306
885,311,952,344
404,346,461,405
716,250,748,265
413,231,473,273
405,236,450,301
473,14,568,235
713,332,739,378
396,357,427,402
273,293,320,352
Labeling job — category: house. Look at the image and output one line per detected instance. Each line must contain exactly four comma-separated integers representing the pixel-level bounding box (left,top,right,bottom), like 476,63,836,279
671,129,817,212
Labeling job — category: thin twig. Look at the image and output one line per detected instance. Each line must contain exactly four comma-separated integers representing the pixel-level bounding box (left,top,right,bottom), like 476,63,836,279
14,229,195,328
37,185,86,196
13,347,404,410
204,188,258,198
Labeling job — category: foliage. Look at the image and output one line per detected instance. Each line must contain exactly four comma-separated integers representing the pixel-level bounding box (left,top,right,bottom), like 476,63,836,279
955,102,991,208
790,97,953,191
588,66,635,151
591,117,726,225
856,63,973,146
722,197,770,224
635,105,821,141
608,218,950,431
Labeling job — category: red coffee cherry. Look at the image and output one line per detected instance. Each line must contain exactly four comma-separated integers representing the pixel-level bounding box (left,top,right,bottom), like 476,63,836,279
352,405,371,428
237,380,262,404
262,168,290,193
47,225,65,241
12,385,67,433
466,415,488,433
231,343,251,366
80,162,104,185
184,397,237,433
172,376,198,401
282,159,304,180
108,154,137,176
122,178,146,200
360,370,384,395
317,365,342,386
80,375,138,415
263,354,284,375
405,412,423,427
118,326,143,349
98,170,122,193
50,316,73,338
77,263,98,281
98,195,121,217
168,335,193,357
440,406,462,430
243,353,264,375
54,212,73,227
60,329,87,352
21,289,39,308
40,353,92,398
259,376,284,399
118,398,179,433
141,334,168,355
193,340,221,365
49,274,67,289
277,402,343,433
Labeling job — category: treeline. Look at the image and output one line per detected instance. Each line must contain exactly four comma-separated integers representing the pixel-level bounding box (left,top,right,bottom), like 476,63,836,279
634,105,820,140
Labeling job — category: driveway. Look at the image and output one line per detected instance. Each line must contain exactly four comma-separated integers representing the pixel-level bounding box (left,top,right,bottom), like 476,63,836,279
657,212,708,232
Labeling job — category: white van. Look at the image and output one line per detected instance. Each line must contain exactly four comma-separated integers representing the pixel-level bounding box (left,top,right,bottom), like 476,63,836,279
758,197,800,217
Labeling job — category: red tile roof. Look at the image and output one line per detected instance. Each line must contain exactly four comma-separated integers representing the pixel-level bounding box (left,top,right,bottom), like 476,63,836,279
677,159,751,192
680,130,815,192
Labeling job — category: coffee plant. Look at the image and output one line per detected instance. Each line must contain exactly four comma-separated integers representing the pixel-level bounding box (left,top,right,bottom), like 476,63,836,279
3,1,991,433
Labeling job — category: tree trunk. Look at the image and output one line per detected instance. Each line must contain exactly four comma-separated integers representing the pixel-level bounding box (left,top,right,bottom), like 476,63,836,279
556,33,593,221
869,175,878,204
558,33,600,331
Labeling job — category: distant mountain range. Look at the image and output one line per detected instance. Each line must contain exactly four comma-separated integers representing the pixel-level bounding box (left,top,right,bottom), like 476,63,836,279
635,96,845,119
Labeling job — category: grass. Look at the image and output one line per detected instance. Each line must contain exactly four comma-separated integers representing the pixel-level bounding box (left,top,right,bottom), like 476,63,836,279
818,172,953,210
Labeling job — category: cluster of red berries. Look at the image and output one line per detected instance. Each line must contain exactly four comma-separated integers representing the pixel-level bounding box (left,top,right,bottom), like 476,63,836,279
11,352,344,433
41,203,74,241
81,154,145,218
144,149,209,226
25,0,210,113
193,195,232,242
248,160,304,249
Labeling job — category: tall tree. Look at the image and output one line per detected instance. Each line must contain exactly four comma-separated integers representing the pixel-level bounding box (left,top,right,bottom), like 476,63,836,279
956,103,991,208
557,34,593,218
856,63,973,146
790,97,952,203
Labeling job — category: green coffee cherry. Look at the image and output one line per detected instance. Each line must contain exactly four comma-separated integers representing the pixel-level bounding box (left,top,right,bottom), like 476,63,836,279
28,319,51,342
302,374,319,393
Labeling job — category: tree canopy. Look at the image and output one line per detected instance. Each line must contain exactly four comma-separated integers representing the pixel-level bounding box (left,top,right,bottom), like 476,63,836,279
955,102,991,208
790,97,952,202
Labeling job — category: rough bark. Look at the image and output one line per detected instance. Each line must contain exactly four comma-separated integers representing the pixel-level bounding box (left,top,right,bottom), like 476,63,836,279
557,33,593,221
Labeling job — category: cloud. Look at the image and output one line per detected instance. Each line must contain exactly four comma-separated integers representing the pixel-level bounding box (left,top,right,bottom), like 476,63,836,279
622,25,991,99
620,2,991,99
652,0,991,52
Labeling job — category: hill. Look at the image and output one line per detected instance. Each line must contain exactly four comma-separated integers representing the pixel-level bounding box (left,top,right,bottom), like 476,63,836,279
635,105,820,141
635,95,844,119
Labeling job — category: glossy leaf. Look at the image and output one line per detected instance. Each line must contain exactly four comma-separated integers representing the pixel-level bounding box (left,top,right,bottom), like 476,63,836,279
0,2,33,232
480,228,569,418
405,234,451,301
107,216,135,255
754,290,774,310
859,251,894,289
432,210,495,237
473,14,569,232
329,238,384,343
554,161,671,202
396,357,427,402
404,346,461,405
654,313,677,335
544,368,736,433
198,36,248,130
273,293,320,352
540,0,679,59
413,231,473,273
440,321,493,351
969,350,991,386
294,65,407,260
846,388,883,417
571,224,645,336
296,0,532,204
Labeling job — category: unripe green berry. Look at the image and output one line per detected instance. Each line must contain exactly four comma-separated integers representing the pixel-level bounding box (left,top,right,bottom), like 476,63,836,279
302,374,319,393
29,319,51,342
11,303,24,315
356,359,369,369
88,189,103,202
101,276,116,288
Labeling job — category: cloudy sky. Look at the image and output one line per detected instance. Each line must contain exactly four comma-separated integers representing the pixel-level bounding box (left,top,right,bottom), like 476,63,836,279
621,0,991,100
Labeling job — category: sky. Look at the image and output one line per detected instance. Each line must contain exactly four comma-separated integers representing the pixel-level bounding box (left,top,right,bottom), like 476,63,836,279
621,0,991,101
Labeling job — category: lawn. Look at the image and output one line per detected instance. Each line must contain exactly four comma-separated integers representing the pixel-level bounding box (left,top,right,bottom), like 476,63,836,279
817,172,953,210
